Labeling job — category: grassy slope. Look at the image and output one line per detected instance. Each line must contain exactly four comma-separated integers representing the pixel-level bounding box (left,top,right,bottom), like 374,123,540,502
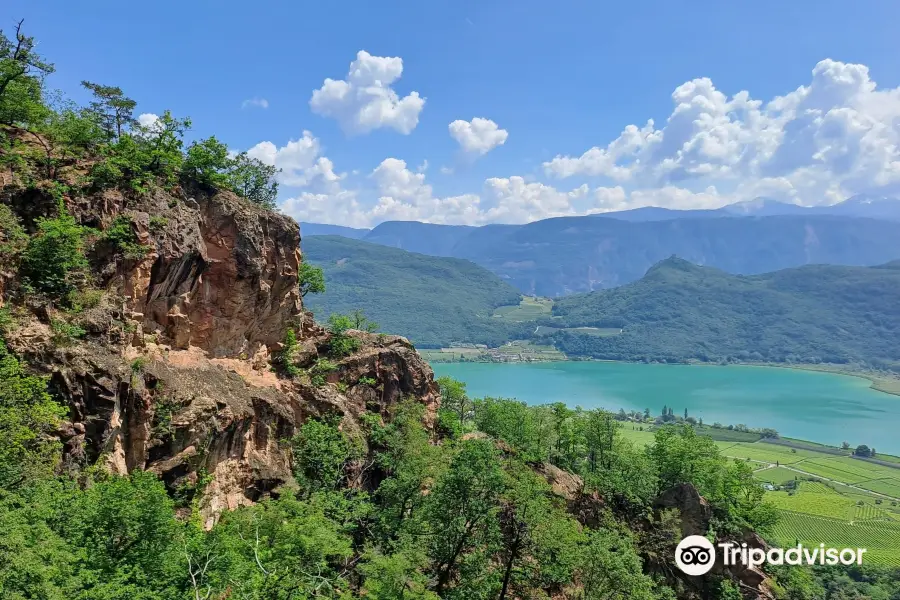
549,257,900,369
302,235,528,348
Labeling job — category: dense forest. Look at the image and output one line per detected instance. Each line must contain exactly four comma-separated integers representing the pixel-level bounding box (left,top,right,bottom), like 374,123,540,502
548,257,900,369
302,235,529,348
0,20,899,600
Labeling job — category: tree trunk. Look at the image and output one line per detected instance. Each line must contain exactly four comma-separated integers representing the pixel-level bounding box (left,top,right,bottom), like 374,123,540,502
498,533,521,600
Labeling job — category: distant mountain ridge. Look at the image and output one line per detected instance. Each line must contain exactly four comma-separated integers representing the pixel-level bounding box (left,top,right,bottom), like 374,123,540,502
546,257,900,369
300,196,900,296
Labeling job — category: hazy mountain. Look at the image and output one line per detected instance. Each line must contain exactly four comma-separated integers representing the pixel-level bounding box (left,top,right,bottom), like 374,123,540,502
718,198,811,216
301,236,527,347
362,221,478,256
590,206,722,221
300,222,370,238
815,194,900,220
298,197,900,296
548,257,900,368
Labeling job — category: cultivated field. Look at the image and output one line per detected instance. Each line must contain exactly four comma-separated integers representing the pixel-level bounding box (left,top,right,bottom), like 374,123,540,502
619,425,900,566
492,297,554,321
771,511,900,566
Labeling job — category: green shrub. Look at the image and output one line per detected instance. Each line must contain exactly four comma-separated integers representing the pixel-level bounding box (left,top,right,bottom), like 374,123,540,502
65,288,104,313
130,357,147,373
358,376,377,387
50,319,86,345
0,204,27,268
326,314,360,358
102,216,147,260
310,358,337,387
276,328,300,377
19,213,89,301
148,216,168,232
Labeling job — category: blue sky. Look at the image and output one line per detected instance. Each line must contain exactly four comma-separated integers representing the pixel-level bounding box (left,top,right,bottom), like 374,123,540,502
7,1,900,226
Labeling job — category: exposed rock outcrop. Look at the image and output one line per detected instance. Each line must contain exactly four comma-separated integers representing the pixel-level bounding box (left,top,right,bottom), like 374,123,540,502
1,180,438,526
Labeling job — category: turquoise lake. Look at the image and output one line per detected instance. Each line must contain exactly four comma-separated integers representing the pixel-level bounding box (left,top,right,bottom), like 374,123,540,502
431,361,900,455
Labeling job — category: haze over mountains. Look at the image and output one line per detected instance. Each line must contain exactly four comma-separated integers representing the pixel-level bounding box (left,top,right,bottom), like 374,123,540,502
301,195,900,296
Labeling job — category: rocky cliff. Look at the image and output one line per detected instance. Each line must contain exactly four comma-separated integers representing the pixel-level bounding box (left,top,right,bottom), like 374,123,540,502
1,176,439,527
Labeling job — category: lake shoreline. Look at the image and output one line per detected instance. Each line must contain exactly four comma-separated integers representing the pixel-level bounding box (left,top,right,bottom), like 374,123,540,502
425,351,900,398
432,360,900,455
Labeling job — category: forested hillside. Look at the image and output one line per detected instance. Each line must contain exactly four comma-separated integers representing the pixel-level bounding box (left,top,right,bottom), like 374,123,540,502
548,257,900,368
302,235,528,347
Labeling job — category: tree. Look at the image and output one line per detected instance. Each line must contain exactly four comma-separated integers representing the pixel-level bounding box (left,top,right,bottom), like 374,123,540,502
721,459,779,535
0,341,65,490
0,20,54,126
208,493,353,598
298,261,326,297
136,109,191,187
584,409,616,472
225,152,279,208
437,376,469,428
497,461,583,600
579,529,661,600
373,401,441,536
424,438,503,595
182,136,230,188
350,308,379,332
290,416,353,495
648,424,725,496
326,313,361,357
854,444,872,458
81,80,136,140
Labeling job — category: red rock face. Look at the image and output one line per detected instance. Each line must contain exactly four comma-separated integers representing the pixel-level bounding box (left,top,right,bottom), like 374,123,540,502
112,190,304,358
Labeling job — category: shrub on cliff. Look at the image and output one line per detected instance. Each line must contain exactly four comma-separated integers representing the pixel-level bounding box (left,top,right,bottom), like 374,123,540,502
19,212,89,301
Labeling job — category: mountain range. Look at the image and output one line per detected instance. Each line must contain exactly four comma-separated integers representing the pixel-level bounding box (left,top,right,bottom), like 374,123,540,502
301,194,900,296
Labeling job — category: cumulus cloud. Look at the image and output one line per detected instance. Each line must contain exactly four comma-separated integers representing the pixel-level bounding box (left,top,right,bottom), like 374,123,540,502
246,131,341,188
241,97,269,109
310,50,425,135
449,118,508,156
542,59,900,206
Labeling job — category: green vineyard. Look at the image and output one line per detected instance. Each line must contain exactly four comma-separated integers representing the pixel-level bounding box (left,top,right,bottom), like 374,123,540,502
772,511,900,567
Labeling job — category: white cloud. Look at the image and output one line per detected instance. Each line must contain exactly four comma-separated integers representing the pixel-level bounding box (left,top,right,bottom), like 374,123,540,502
135,113,162,137
137,113,159,128
543,59,900,206
309,50,425,135
241,97,269,109
284,58,900,227
449,118,508,156
246,131,342,188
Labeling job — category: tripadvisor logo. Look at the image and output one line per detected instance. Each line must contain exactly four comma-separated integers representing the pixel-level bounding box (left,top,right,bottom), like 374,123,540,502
675,536,868,576
675,536,716,576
